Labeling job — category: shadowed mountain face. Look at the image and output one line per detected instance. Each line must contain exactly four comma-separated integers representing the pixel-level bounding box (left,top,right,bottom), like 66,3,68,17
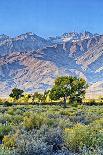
0,31,103,97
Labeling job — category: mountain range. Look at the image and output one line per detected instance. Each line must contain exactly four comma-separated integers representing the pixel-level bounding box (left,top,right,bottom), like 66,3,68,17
0,31,103,98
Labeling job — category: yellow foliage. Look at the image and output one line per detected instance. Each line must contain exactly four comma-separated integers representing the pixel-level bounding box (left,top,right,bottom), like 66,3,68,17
23,114,46,130
64,123,96,151
3,135,16,148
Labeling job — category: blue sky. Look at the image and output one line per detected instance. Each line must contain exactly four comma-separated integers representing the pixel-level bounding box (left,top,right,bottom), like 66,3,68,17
0,0,103,38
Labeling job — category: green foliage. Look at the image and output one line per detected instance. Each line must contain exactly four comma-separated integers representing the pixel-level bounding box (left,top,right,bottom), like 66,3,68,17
84,98,103,106
3,134,16,148
86,99,96,106
3,101,13,107
32,91,50,103
49,76,88,107
23,114,46,130
0,126,11,140
42,90,50,103
7,107,14,115
0,147,12,155
9,88,24,100
64,124,96,152
0,104,103,154
18,93,32,103
32,92,43,102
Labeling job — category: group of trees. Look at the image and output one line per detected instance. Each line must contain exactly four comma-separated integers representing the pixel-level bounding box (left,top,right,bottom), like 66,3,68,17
32,91,49,102
9,89,50,103
9,76,88,107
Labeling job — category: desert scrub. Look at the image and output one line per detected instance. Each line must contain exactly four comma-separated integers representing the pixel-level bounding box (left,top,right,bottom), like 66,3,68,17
59,108,76,117
91,118,103,131
7,107,15,115
8,126,64,155
3,130,20,149
0,125,11,140
64,123,97,152
23,114,47,130
0,147,12,155
3,114,13,124
10,115,23,125
3,101,13,107
0,105,103,154
3,135,16,148
58,118,74,129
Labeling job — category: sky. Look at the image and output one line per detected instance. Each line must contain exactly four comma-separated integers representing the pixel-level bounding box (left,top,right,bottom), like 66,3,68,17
0,0,103,38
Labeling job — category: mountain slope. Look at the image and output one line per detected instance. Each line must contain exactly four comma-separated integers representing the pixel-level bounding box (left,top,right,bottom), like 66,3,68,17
0,32,103,97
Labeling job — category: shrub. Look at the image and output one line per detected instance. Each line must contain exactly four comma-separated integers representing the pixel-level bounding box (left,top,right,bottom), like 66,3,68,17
3,135,16,148
58,119,73,129
64,123,96,152
23,114,46,130
12,115,23,125
85,99,96,106
91,118,103,131
7,107,14,115
0,104,103,154
3,101,12,107
9,126,64,155
46,118,56,127
0,126,11,140
0,147,12,155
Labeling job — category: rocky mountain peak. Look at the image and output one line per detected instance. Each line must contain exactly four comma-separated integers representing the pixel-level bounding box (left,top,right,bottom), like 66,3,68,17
15,32,43,40
49,31,97,43
0,34,10,42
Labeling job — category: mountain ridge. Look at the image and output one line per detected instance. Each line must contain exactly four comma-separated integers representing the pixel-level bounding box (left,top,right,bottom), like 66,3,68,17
0,31,103,98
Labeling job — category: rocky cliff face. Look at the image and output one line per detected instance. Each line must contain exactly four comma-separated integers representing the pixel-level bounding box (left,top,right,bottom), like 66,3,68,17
0,31,103,97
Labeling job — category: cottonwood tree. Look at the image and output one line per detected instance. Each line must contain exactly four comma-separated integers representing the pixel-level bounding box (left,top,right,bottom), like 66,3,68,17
49,76,88,108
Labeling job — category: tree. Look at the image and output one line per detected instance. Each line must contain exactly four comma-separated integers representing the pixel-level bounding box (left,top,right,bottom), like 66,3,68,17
49,76,88,108
32,92,43,103
20,93,31,103
0,98,2,103
32,91,50,103
42,90,50,103
69,77,88,103
9,88,24,101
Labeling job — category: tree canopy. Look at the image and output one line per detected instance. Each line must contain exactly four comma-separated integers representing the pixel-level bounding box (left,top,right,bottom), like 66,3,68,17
9,88,24,100
32,90,50,103
49,76,88,107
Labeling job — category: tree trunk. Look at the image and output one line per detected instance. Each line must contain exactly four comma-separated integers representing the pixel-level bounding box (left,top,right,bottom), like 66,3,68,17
63,96,67,108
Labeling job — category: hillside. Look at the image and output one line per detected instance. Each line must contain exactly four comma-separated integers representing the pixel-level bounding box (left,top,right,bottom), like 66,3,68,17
0,31,103,97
